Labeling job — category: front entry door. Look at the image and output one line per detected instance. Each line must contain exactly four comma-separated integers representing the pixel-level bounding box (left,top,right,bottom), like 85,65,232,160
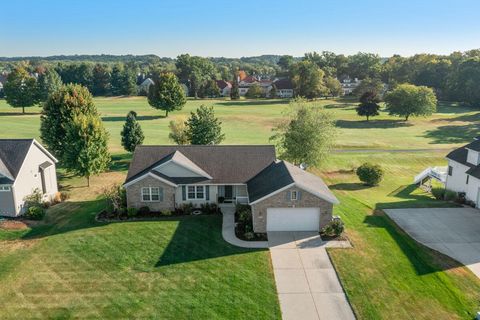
224,185,233,200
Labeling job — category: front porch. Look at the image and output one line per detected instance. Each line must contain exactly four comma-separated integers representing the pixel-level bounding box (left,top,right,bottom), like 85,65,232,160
217,185,249,205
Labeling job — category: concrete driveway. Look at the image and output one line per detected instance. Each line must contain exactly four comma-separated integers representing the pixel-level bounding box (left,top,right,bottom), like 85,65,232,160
268,231,355,320
384,208,480,278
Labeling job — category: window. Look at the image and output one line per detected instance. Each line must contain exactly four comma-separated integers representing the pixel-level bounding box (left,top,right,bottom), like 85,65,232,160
0,186,11,192
448,166,453,176
466,175,469,184
141,187,162,202
291,190,298,201
187,185,205,200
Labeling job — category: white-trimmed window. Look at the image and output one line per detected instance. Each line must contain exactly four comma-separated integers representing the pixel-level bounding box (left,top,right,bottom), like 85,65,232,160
291,190,298,201
0,186,11,192
187,185,205,200
141,187,162,202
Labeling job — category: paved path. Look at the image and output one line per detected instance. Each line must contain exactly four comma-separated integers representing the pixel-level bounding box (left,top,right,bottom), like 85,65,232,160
332,148,452,154
385,207,480,278
221,207,268,248
268,231,355,320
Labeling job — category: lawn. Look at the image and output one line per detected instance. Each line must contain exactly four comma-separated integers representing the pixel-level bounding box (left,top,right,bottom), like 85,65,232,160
0,97,478,153
1,96,480,319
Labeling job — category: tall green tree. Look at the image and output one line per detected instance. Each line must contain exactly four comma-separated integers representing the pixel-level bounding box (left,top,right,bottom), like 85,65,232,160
291,60,328,99
63,113,110,187
36,68,63,102
168,118,189,145
356,91,381,121
147,72,186,117
199,79,221,98
185,105,225,145
121,111,145,152
40,84,98,159
278,55,294,71
347,52,382,79
353,77,384,97
245,83,264,98
175,54,217,98
4,64,39,113
270,99,336,167
92,64,111,96
324,76,343,97
385,83,437,121
230,74,240,100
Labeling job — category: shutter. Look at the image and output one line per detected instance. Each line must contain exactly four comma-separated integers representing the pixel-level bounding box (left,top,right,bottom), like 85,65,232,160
159,187,164,202
297,191,302,201
206,186,210,201
286,191,291,201
182,186,186,201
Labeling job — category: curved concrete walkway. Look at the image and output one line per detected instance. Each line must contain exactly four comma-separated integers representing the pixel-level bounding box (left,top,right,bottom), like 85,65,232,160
221,207,269,248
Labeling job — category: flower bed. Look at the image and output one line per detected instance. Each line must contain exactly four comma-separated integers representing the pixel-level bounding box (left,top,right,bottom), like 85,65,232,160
234,204,267,241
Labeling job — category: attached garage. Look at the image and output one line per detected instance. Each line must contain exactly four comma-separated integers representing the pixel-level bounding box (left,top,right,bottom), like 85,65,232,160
266,207,320,232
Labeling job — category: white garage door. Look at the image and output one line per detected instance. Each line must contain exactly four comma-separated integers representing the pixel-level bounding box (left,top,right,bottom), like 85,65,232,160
267,208,320,231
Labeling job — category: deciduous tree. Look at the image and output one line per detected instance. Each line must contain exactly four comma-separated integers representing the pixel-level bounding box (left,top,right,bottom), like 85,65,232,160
168,118,189,145
245,83,263,98
147,72,186,117
356,91,381,121
185,105,225,145
291,60,328,99
36,68,63,102
4,64,39,113
385,83,437,121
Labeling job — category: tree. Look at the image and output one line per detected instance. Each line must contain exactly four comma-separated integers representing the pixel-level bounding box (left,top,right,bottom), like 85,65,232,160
278,55,294,71
199,79,221,98
110,63,136,96
40,84,98,159
121,111,145,152
347,52,382,79
148,72,186,117
447,57,480,106
269,84,277,98
63,113,110,187
176,54,217,98
230,74,240,100
353,77,384,97
36,68,63,102
384,84,437,121
356,91,381,121
324,76,342,97
245,83,264,98
4,64,39,113
290,60,328,99
92,64,111,96
270,99,337,167
168,118,189,145
356,163,384,186
185,105,225,145
110,64,125,95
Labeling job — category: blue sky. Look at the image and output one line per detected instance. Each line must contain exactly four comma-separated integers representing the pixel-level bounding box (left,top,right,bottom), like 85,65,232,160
1,0,479,57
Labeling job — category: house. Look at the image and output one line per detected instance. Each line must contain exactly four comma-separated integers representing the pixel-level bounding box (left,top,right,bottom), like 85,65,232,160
272,78,294,98
138,78,154,95
340,77,361,95
216,80,232,97
0,139,58,217
124,145,338,232
446,137,480,207
238,75,273,97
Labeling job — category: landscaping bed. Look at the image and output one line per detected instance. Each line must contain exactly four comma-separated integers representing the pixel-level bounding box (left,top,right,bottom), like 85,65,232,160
234,204,267,241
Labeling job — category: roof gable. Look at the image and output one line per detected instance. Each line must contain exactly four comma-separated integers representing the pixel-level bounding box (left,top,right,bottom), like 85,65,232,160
155,150,213,179
0,139,34,180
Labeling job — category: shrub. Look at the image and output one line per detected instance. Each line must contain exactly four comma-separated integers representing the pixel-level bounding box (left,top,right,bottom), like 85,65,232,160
127,207,138,218
200,203,218,214
60,191,70,201
181,203,194,215
244,232,255,240
25,206,45,220
102,184,127,214
24,188,43,208
160,209,172,216
444,190,457,201
138,206,150,215
431,187,445,200
321,218,344,237
356,163,384,186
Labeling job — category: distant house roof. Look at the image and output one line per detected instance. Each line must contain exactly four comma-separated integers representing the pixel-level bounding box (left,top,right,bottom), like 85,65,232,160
0,139,58,185
247,160,339,204
216,80,231,90
273,78,293,90
241,76,257,83
139,78,154,87
125,145,277,184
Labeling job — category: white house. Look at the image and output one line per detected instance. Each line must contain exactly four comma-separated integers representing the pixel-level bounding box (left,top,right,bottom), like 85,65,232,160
216,80,232,97
0,139,58,217
446,137,480,207
272,78,294,98
340,77,361,95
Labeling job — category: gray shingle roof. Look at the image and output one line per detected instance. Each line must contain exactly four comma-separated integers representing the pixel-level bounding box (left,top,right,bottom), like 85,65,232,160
0,139,34,180
447,141,480,179
465,139,480,152
126,145,277,184
247,160,339,204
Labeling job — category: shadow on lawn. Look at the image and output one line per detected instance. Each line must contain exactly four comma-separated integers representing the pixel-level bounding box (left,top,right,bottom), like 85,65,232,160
156,215,258,267
0,112,40,116
110,153,132,172
330,183,370,191
102,115,166,122
336,119,413,129
423,112,480,144
216,99,289,107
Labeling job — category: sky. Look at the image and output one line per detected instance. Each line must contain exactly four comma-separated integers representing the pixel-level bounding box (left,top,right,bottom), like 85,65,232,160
1,0,479,58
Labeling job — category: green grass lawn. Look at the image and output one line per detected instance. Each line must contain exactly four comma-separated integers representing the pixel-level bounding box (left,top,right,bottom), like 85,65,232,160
0,97,478,153
0,200,280,319
1,96,480,319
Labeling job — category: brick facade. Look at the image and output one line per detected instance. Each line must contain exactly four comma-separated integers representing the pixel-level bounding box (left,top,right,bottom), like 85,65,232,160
125,176,176,212
251,186,333,233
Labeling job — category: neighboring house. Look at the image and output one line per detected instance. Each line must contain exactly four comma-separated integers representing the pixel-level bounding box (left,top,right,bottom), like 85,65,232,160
138,78,154,95
238,76,273,97
216,80,232,97
0,139,58,217
124,145,338,232
446,137,480,207
272,78,294,98
340,77,361,95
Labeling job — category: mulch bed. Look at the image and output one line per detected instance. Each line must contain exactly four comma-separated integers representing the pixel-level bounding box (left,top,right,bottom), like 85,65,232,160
320,233,349,241
96,210,219,222
0,220,30,230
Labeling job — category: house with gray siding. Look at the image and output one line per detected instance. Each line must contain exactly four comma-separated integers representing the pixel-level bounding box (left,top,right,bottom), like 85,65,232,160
0,139,58,217
124,145,338,232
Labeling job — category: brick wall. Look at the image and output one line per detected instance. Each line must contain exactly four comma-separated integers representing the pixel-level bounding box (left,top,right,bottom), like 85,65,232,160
126,176,176,212
251,186,333,233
